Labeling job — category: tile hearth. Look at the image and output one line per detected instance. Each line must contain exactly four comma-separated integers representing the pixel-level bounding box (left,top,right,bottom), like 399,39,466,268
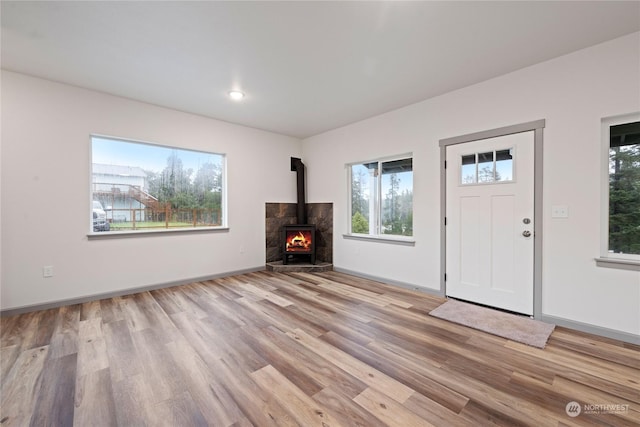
265,261,333,273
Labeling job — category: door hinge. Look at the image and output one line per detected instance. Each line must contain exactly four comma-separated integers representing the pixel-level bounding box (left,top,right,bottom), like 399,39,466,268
444,273,447,282
444,217,447,226
444,160,447,169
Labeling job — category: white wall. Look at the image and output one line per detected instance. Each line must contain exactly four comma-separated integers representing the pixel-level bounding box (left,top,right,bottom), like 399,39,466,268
303,33,640,337
1,71,301,310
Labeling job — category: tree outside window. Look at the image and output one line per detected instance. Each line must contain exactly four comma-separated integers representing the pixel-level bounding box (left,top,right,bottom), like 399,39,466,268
350,157,413,237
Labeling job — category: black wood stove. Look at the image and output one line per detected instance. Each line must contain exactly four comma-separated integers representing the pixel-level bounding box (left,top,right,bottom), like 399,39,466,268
283,157,316,265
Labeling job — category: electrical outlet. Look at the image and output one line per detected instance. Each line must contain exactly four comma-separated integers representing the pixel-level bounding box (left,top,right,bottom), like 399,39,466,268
43,265,54,278
551,205,569,218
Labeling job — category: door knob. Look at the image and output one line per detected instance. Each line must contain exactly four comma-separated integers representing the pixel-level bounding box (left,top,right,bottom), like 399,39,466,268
522,230,532,237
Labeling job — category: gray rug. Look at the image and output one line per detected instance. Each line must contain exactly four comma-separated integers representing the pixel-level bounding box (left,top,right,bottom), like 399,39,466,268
429,299,555,348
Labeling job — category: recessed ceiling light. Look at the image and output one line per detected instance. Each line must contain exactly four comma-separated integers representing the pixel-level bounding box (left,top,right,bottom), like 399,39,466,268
228,90,245,101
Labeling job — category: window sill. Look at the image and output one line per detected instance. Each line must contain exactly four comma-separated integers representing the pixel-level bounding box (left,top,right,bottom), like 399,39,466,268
88,226,229,239
594,257,640,271
343,233,415,246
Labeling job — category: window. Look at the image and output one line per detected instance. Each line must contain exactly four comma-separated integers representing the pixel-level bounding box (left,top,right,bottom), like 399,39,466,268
461,149,513,184
90,136,225,233
349,156,413,237
605,119,640,259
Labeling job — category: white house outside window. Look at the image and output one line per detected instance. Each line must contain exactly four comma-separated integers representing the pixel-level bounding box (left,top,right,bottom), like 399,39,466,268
90,135,226,234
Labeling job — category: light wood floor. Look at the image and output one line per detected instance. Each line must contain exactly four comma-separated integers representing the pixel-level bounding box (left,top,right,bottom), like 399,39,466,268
1,271,639,426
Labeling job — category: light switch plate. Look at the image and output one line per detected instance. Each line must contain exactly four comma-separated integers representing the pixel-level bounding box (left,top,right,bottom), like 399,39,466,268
43,265,54,278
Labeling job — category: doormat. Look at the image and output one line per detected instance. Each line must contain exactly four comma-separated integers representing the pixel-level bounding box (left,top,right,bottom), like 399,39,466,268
429,299,555,348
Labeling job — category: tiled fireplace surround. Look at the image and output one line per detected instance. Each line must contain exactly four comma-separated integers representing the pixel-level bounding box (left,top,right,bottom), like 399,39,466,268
265,202,333,266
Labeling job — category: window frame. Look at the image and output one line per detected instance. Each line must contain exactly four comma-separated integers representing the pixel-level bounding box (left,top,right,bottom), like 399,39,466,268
88,134,228,238
459,147,516,186
598,113,640,267
345,153,415,244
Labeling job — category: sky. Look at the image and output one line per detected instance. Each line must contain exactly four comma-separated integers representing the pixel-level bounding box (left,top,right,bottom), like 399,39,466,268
91,136,222,173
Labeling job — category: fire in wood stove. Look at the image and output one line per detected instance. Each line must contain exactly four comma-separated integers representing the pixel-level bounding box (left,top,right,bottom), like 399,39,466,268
282,225,316,264
285,230,312,252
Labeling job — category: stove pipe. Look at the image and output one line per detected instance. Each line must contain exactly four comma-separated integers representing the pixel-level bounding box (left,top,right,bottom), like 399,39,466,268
290,157,307,224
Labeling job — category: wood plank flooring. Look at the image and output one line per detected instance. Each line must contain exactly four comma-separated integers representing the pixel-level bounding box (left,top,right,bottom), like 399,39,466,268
1,270,639,426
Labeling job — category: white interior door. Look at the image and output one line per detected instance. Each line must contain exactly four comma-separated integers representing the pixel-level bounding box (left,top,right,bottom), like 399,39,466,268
446,131,535,315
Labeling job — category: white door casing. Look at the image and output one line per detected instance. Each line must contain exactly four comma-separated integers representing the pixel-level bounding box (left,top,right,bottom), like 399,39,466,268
446,131,535,315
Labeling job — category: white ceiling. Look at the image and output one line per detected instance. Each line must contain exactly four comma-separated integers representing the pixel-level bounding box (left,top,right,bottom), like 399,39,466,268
2,1,639,139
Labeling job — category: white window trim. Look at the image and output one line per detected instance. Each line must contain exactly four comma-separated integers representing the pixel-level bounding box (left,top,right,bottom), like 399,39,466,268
345,153,414,243
342,233,415,246
598,112,640,269
88,226,230,239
